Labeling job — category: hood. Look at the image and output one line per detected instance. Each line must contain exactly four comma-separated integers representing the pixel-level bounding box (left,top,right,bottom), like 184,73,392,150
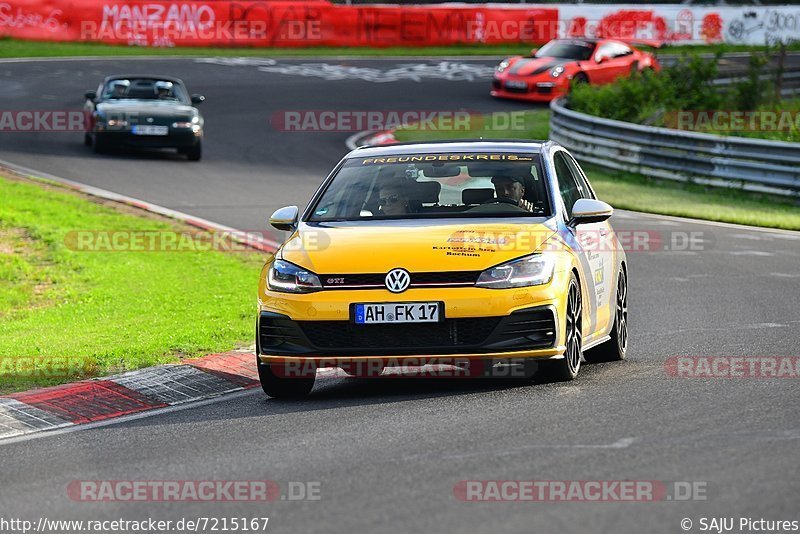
96,100,197,118
281,221,556,275
508,56,566,77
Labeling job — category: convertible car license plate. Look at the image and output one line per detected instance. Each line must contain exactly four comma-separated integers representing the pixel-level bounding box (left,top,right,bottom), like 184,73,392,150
132,125,168,136
354,302,441,324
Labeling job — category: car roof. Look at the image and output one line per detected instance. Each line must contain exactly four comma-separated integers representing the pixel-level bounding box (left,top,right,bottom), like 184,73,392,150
348,140,551,158
103,74,185,85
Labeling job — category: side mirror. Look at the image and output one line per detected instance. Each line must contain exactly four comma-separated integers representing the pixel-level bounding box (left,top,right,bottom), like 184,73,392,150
269,205,299,232
85,90,97,101
530,47,538,57
569,198,613,226
191,94,205,105
595,55,608,64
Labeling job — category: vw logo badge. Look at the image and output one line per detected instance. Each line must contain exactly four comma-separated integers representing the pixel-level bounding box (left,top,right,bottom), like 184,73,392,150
146,117,154,123
385,268,411,293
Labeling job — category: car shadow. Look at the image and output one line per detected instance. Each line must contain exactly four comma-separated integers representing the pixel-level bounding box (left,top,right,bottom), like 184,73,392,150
112,363,611,432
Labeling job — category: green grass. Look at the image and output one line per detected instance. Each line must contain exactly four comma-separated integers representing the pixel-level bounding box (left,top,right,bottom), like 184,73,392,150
0,175,267,393
393,109,551,143
586,166,800,230
0,37,528,58
3,37,796,59
686,98,800,143
394,109,800,230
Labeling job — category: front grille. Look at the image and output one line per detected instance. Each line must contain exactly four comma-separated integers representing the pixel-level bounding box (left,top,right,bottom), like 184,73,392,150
537,86,554,95
299,317,501,351
321,271,480,289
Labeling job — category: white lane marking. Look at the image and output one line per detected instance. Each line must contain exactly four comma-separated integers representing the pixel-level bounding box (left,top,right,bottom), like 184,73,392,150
728,250,775,256
731,233,766,240
0,388,258,446
433,437,639,461
771,272,800,278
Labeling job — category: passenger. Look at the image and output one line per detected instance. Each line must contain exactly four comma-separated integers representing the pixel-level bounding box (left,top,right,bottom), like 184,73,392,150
378,182,413,216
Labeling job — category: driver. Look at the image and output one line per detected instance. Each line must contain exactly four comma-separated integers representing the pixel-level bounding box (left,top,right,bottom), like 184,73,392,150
109,80,129,99
154,81,174,99
491,175,535,211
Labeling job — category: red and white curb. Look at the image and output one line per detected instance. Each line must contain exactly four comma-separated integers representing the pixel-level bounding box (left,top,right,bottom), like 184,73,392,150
345,129,398,150
0,351,260,440
0,159,284,441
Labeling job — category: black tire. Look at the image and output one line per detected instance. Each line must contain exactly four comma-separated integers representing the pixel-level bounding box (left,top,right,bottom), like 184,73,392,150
537,273,582,382
570,72,589,90
585,268,628,363
185,141,202,161
257,360,315,398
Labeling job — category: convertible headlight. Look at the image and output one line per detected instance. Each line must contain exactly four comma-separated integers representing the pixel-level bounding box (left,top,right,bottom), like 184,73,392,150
267,259,323,293
550,65,565,78
476,254,555,289
496,60,510,73
106,119,128,127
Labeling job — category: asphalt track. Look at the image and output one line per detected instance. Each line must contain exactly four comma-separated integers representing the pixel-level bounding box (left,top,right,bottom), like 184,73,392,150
0,57,799,534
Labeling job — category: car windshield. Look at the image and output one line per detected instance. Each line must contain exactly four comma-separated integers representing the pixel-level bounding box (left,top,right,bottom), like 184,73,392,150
307,153,551,221
101,78,189,103
535,40,596,60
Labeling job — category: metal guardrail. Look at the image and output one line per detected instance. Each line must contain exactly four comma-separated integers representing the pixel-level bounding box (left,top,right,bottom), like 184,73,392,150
549,98,800,197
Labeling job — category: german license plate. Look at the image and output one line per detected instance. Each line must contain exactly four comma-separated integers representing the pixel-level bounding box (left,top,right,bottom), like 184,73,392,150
505,80,527,90
354,302,441,324
132,125,168,136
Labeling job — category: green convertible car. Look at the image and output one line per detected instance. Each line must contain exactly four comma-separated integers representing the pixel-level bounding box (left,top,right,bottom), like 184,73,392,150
84,75,205,161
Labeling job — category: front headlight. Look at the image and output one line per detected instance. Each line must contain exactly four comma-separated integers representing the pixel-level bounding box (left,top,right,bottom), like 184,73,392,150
550,65,565,78
267,259,323,293
173,116,200,128
476,254,555,289
496,59,510,73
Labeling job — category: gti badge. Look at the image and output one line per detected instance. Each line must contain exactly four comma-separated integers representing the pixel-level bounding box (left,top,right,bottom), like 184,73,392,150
385,268,411,293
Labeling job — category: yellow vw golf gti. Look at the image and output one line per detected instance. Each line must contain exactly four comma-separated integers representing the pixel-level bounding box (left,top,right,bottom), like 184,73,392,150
257,141,628,397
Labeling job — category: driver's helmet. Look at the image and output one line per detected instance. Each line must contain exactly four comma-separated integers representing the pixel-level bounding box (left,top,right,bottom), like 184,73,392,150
154,81,174,97
110,79,130,97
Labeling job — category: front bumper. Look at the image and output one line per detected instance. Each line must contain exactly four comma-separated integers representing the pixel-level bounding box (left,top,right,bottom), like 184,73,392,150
94,129,201,149
257,277,571,364
490,77,569,102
